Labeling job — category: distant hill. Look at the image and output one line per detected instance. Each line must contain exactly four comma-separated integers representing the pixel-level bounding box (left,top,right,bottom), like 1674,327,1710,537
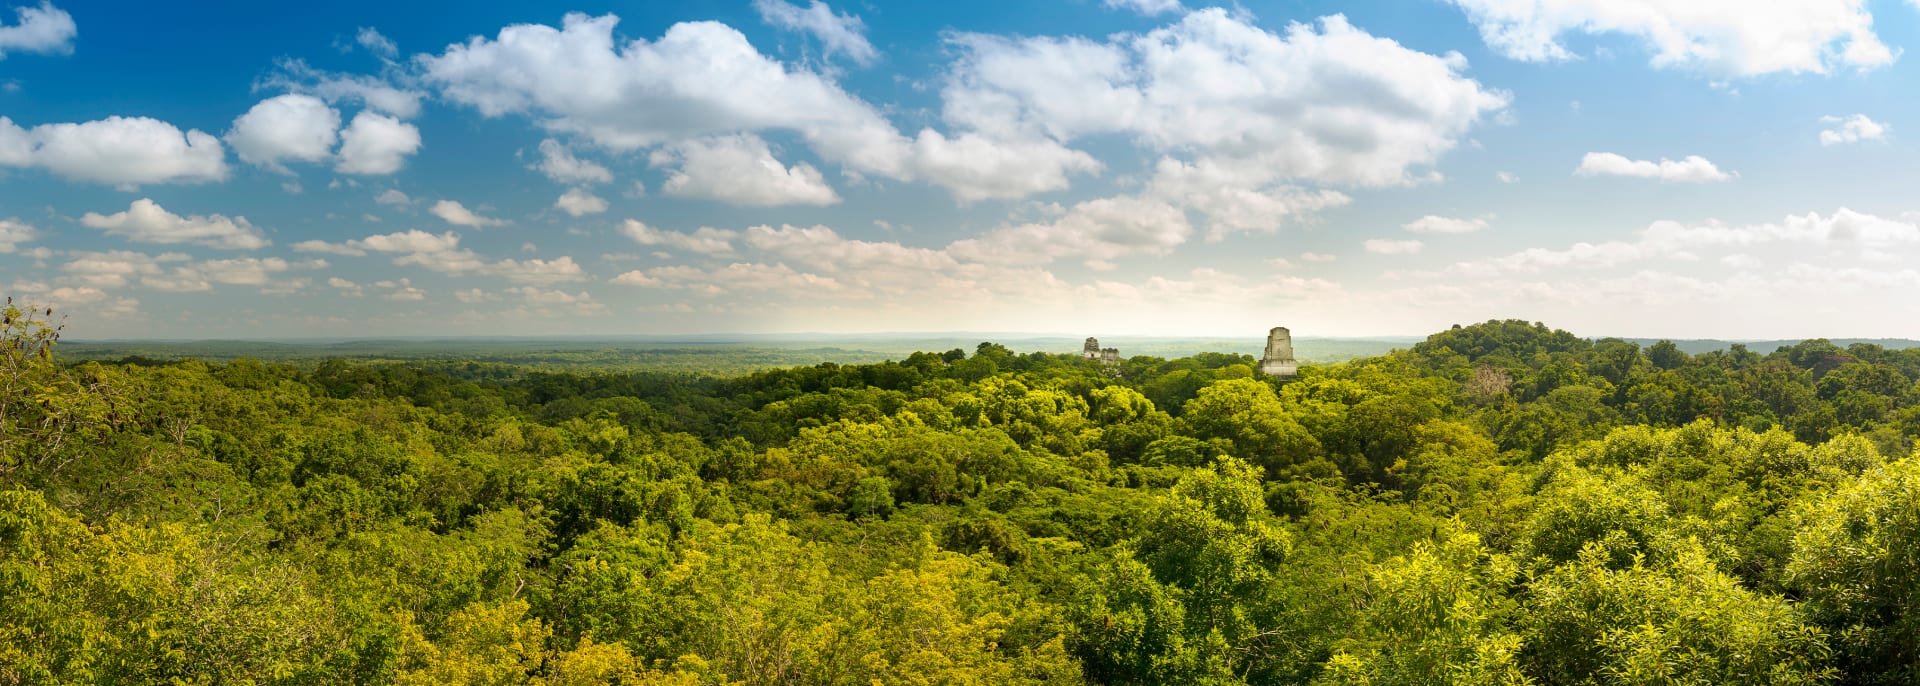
1620,338,1920,355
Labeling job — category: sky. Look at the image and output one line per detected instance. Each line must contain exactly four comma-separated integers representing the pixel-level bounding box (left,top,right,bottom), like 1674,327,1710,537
2,0,1919,340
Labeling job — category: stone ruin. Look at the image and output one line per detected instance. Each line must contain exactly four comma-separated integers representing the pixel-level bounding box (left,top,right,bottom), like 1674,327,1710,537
1082,336,1120,364
1259,326,1297,378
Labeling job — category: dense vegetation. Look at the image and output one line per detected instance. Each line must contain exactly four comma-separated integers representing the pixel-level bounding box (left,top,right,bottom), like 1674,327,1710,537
8,303,1920,684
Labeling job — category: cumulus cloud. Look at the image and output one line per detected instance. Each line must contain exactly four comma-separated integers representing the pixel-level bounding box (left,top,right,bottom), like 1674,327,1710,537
415,13,1110,201
333,228,587,283
752,0,878,65
1445,0,1894,76
1495,171,1518,183
620,219,737,256
57,251,322,293
374,189,411,206
941,12,1508,187
947,195,1193,266
533,138,612,184
1575,152,1733,182
1820,114,1888,145
80,199,268,250
1364,238,1425,254
554,187,608,216
0,115,228,187
0,218,37,253
59,250,188,288
261,58,425,119
490,256,588,284
503,285,609,315
910,131,1101,203
420,15,902,159
292,240,366,256
1144,158,1350,238
335,112,421,175
377,278,426,301
356,26,397,57
226,94,341,171
654,134,840,206
1404,215,1490,234
1447,208,1920,276
0,1,75,59
354,229,463,254
430,199,505,227
1104,0,1185,16
613,262,843,294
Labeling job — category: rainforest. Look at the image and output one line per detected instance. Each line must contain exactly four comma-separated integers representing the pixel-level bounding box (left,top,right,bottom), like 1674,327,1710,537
6,304,1920,685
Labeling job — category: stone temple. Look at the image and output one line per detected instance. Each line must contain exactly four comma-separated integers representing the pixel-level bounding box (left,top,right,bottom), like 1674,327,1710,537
1082,337,1120,364
1259,327,1297,378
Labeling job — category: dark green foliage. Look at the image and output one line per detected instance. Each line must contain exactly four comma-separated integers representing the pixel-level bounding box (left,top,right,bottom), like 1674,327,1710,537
11,308,1920,684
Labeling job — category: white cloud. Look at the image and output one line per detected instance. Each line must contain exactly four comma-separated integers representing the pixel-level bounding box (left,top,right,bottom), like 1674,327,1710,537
59,250,189,288
335,112,421,175
56,253,321,293
356,27,397,57
1404,215,1489,234
0,218,37,253
1496,171,1518,183
374,189,411,206
2,115,228,187
419,9,1500,207
1364,238,1424,254
947,195,1193,266
654,133,840,206
746,223,957,276
292,239,366,256
533,138,612,184
909,131,1101,203
555,187,608,216
453,288,498,303
1104,0,1184,16
1299,251,1336,262
0,1,75,59
226,94,340,171
620,219,737,256
1144,158,1350,238
379,278,426,301
613,262,843,294
490,256,587,284
1820,113,1888,145
420,14,904,164
262,58,424,119
752,0,878,65
1448,208,1920,276
504,286,609,315
341,228,589,283
941,12,1508,188
429,200,505,227
327,277,365,296
353,229,463,254
0,117,28,166
1446,0,1895,77
80,199,268,250
1575,152,1732,182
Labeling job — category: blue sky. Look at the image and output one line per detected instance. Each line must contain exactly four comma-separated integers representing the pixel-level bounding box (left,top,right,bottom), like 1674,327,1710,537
4,0,1920,339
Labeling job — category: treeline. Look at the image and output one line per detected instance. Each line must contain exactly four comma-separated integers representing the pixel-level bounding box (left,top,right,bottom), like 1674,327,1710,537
4,305,1920,684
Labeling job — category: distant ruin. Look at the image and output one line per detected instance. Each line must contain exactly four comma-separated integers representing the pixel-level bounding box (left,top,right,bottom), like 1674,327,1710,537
1260,327,1297,378
1082,337,1120,364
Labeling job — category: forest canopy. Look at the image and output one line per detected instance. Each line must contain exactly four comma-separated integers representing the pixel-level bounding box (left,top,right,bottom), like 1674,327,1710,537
6,302,1920,685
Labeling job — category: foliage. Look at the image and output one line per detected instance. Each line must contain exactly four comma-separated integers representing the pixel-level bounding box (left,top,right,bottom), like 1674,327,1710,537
9,309,1920,683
